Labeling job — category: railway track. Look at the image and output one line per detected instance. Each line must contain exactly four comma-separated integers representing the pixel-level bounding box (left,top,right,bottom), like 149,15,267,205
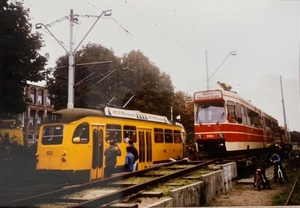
1,158,219,207
285,174,300,206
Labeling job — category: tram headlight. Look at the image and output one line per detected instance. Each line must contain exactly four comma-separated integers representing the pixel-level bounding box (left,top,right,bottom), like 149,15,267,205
62,151,67,156
198,134,202,139
218,134,224,139
62,157,67,162
35,153,39,163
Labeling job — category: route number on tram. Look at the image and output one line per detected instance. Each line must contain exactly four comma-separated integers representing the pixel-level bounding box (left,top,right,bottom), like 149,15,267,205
46,151,53,156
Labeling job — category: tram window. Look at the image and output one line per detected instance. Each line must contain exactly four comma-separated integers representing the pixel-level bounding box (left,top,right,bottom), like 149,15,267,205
253,112,260,128
42,125,63,145
123,125,137,143
235,103,242,124
165,129,173,143
245,108,251,126
72,123,89,144
241,105,247,125
265,118,271,130
106,124,121,144
227,101,236,123
154,128,164,143
174,130,182,143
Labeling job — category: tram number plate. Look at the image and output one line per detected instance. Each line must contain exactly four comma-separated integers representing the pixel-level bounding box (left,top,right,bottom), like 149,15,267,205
46,151,53,156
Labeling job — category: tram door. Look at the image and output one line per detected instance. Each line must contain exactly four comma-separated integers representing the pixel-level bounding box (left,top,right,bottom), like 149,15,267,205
137,128,152,170
90,124,105,181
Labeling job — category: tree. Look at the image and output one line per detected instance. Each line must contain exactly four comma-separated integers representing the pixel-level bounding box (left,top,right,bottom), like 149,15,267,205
47,46,175,119
47,43,120,110
0,0,47,115
120,50,174,117
290,131,300,143
172,91,194,131
171,91,194,144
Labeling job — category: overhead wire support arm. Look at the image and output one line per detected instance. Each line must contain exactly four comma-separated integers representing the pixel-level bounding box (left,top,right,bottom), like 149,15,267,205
35,22,69,53
45,16,69,28
74,10,112,52
208,51,237,82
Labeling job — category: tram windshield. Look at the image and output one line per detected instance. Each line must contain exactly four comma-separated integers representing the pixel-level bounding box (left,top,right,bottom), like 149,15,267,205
195,102,225,124
42,125,64,145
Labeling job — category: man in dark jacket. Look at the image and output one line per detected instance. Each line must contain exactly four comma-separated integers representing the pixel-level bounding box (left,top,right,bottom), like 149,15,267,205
104,137,121,178
128,139,139,171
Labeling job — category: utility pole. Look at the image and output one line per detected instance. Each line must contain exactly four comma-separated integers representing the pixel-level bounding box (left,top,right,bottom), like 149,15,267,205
68,9,75,109
280,75,290,145
36,9,112,109
205,50,209,90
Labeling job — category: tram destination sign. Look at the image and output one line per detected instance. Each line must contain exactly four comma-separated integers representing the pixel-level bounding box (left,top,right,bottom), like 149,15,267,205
194,90,223,101
104,107,169,123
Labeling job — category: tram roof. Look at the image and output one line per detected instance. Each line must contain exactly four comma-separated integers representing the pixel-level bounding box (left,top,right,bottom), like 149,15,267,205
42,107,183,127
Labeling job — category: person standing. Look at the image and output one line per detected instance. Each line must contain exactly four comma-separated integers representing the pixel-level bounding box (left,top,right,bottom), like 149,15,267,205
124,146,135,172
217,81,232,91
104,136,122,178
128,139,139,171
124,133,130,143
269,152,289,183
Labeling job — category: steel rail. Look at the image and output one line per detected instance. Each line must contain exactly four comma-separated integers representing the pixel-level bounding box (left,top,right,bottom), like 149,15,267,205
70,159,218,207
285,174,300,205
0,159,191,207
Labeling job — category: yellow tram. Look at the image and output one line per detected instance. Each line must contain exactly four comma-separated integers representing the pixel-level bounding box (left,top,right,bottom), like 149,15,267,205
0,119,24,146
36,107,186,181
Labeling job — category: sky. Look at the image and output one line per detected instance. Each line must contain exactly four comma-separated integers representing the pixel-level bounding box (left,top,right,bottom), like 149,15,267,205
22,0,300,131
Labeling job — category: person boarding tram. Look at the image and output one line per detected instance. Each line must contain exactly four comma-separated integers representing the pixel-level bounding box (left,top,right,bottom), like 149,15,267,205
128,139,139,171
124,146,135,172
104,132,122,178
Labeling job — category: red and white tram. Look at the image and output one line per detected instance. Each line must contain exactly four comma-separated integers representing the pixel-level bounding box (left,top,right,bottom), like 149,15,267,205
193,89,279,156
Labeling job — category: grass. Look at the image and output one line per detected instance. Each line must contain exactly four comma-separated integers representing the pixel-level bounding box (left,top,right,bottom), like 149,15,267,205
148,169,212,197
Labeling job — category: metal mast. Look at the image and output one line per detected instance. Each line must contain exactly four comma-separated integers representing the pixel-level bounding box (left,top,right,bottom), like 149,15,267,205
280,75,290,144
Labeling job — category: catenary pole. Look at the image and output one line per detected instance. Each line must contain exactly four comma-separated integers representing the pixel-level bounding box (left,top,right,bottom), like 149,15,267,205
280,75,290,145
67,9,75,109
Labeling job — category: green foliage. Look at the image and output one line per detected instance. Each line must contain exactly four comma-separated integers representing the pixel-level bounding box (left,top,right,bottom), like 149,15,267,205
120,50,174,117
290,131,300,143
47,43,196,139
171,91,194,137
47,45,178,120
47,43,121,110
0,0,47,115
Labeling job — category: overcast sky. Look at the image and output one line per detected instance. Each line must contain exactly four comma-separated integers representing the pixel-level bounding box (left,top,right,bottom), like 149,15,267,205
23,0,300,131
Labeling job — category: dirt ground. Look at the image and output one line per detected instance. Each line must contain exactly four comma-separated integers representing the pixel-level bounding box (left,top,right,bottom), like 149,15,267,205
208,156,300,207
208,182,287,207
